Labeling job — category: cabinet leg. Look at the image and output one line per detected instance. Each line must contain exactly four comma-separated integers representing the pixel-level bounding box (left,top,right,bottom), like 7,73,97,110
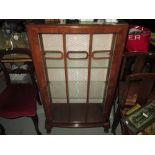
0,124,5,135
111,129,116,135
103,121,110,133
111,105,121,135
31,115,42,135
46,128,52,134
104,128,109,133
45,119,52,134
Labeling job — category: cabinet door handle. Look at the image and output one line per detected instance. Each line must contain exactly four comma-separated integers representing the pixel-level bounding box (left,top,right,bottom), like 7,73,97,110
67,51,88,60
44,51,63,59
92,50,111,59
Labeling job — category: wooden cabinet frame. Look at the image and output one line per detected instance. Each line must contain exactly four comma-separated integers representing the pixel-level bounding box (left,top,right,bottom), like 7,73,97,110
27,23,128,132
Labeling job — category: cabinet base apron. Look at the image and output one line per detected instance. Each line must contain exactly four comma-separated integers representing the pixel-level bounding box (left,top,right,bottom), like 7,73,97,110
45,103,110,131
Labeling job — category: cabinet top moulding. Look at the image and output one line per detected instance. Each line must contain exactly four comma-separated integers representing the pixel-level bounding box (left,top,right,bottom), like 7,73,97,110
26,23,128,34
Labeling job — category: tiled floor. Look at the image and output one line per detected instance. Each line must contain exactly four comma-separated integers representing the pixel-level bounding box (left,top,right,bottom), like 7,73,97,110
0,72,121,135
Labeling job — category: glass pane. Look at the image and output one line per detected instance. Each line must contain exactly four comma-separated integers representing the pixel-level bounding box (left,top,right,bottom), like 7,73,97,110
92,34,113,51
40,34,67,103
66,34,89,51
91,59,110,68
92,51,110,58
90,68,108,81
52,99,67,103
47,69,65,81
89,81,106,98
45,59,64,68
66,34,89,103
67,60,88,68
41,34,63,51
89,34,114,103
89,69,107,103
47,69,67,103
70,99,87,103
45,52,63,59
68,69,88,81
69,81,87,99
68,69,87,103
49,81,66,98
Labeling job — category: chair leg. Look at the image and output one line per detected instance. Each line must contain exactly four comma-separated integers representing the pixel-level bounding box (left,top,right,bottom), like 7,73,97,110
31,114,42,135
36,92,42,105
111,106,121,134
0,124,6,135
120,121,127,135
30,73,42,105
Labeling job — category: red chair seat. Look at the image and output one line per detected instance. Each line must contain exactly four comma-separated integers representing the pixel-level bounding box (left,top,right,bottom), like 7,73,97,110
0,84,37,118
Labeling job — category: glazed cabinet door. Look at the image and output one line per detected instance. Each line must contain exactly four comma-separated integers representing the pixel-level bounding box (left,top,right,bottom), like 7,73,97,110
27,24,128,130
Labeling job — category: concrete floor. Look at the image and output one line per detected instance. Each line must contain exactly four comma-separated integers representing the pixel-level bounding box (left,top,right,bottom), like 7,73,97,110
0,72,121,135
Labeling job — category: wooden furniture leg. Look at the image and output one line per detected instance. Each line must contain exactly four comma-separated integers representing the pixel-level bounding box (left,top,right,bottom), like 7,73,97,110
31,115,42,135
0,124,5,135
111,106,121,134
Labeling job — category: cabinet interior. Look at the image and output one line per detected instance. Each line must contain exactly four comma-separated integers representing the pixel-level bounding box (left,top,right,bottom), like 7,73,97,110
40,33,115,105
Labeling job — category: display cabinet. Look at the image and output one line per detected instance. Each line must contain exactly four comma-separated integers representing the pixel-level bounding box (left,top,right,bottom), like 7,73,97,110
27,23,128,133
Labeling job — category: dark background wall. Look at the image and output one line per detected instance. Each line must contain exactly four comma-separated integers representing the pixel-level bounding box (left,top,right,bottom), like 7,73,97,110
0,19,155,32
124,19,155,31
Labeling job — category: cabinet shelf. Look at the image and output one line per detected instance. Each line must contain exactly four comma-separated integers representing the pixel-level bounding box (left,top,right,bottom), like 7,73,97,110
51,103,104,127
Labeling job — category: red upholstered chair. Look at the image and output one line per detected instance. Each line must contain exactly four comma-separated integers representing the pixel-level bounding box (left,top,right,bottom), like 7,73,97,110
0,49,41,135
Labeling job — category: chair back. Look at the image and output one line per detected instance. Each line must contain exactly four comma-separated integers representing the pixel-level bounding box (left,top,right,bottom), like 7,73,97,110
120,52,155,81
0,49,34,85
121,73,155,107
